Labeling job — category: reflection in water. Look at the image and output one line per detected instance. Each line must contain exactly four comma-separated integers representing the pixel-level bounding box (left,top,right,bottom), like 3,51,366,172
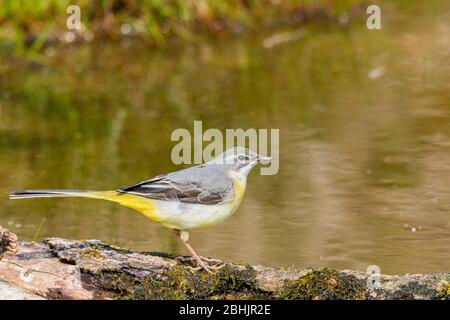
0,3,449,274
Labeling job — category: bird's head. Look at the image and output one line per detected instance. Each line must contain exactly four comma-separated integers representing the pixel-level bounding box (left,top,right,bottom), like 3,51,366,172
208,147,272,178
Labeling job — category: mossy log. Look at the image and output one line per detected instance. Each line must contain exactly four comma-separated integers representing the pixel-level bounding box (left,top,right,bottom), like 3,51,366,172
0,227,449,300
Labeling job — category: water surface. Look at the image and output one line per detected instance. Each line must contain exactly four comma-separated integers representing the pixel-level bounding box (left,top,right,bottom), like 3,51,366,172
1,2,449,274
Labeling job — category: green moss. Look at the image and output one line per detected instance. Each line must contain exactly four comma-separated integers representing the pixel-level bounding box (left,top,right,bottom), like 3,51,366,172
207,264,269,299
279,268,367,300
137,264,268,299
83,262,270,300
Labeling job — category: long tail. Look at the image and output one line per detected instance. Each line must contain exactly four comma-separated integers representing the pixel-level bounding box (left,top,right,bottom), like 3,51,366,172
9,189,157,220
9,189,117,200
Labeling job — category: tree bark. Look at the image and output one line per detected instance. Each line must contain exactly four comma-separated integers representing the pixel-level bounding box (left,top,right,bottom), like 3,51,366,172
0,227,448,300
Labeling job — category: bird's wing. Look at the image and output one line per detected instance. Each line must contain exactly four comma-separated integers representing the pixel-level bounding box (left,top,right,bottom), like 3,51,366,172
118,165,234,205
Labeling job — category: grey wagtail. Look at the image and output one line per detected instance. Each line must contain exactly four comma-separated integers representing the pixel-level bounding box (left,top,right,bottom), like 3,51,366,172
9,147,272,272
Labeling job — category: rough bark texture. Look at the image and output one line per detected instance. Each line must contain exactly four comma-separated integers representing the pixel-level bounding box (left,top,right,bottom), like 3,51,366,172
0,226,18,258
0,227,449,300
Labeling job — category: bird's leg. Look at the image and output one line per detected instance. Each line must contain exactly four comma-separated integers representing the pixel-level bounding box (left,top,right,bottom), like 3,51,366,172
174,230,224,273
174,230,211,273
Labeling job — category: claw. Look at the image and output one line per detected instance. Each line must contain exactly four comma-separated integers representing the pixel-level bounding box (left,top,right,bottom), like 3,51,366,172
176,255,222,264
198,261,214,274
195,262,226,273
199,256,223,264
176,255,225,273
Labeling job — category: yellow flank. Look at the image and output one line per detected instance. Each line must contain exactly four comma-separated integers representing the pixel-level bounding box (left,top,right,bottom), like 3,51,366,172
87,191,161,222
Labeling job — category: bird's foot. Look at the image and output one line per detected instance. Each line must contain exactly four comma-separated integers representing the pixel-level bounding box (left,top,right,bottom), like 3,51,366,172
189,262,226,274
176,255,223,264
176,255,225,273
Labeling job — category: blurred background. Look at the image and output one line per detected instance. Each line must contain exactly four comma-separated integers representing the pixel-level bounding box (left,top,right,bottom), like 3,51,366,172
0,1,449,275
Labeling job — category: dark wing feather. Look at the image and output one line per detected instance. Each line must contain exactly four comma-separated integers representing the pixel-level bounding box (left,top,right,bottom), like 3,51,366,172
118,166,233,205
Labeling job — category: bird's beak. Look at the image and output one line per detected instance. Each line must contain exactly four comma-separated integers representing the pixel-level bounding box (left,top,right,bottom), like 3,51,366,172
257,155,272,164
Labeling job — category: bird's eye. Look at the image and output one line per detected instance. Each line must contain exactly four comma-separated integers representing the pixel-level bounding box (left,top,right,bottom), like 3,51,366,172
237,155,249,162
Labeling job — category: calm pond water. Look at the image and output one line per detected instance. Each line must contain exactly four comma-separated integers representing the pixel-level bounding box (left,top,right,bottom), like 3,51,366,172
1,2,449,274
